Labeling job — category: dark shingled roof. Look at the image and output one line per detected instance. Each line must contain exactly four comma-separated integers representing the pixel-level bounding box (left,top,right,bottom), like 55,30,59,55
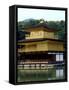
18,38,64,43
22,23,60,32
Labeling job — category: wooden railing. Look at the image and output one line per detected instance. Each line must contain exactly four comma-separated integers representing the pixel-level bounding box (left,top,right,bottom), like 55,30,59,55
17,61,64,70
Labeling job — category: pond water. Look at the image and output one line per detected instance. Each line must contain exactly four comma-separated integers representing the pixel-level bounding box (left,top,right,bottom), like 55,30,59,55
17,65,65,82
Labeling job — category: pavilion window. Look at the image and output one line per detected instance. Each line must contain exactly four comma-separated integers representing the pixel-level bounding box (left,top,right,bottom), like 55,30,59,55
56,53,64,62
56,54,60,61
59,53,63,61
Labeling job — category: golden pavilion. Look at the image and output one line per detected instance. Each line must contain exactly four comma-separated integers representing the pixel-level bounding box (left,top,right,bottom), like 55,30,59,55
17,23,64,69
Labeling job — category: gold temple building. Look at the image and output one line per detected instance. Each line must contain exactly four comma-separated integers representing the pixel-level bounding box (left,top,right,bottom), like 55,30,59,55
17,23,64,69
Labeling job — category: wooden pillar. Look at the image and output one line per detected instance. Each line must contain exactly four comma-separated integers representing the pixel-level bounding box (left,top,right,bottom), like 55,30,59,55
35,64,36,69
29,64,31,69
22,64,24,69
40,64,41,69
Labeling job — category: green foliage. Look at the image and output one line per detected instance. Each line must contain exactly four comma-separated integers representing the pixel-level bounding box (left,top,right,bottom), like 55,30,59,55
46,20,65,40
18,19,40,30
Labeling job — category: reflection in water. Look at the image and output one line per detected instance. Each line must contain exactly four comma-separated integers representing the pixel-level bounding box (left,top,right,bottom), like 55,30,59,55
17,65,65,82
56,69,64,78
